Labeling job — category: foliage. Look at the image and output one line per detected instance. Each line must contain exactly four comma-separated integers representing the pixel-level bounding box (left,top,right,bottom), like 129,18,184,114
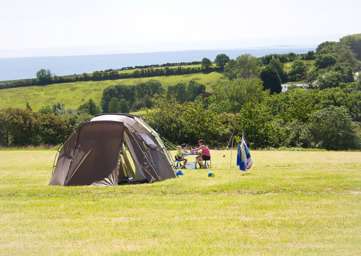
317,71,343,89
259,52,298,64
224,54,260,80
145,100,235,147
260,66,282,94
315,54,337,69
167,80,206,103
101,80,163,113
288,60,307,81
0,108,88,146
268,57,287,83
308,106,359,149
0,72,223,111
36,69,52,85
0,61,220,89
208,78,265,113
340,34,361,60
214,54,230,70
201,58,212,71
78,99,101,115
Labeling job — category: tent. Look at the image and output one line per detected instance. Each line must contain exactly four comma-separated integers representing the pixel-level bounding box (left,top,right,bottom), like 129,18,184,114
49,114,175,186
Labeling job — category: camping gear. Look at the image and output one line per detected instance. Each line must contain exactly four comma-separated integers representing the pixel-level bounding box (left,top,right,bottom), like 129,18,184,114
49,114,176,186
208,171,215,177
236,137,253,171
176,170,184,176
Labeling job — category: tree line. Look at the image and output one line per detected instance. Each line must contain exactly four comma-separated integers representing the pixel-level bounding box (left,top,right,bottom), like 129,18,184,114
101,80,206,113
0,61,219,89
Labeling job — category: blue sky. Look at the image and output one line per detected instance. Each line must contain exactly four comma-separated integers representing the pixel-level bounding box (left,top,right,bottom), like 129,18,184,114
0,0,360,57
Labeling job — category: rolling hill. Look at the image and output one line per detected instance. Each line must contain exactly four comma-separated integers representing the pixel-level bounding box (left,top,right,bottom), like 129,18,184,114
0,72,222,111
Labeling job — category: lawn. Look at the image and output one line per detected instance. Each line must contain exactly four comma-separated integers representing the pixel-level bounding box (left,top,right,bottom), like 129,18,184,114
0,72,222,111
0,150,361,255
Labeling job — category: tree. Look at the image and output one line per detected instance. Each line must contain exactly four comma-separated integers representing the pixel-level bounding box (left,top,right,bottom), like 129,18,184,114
309,106,359,149
316,41,338,55
340,34,361,60
304,51,315,60
239,102,282,148
260,66,282,93
209,78,265,113
108,97,121,113
315,54,337,69
288,60,307,81
317,71,343,89
224,54,260,80
78,99,101,115
214,54,230,70
36,69,52,85
167,83,187,103
201,58,212,70
269,57,287,82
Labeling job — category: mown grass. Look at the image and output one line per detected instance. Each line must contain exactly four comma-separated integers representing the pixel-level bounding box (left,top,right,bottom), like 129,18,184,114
0,72,222,111
0,150,361,255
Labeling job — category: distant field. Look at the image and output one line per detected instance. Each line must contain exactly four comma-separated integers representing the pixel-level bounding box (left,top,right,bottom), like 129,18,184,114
118,63,204,74
0,72,222,110
0,150,360,255
284,60,315,72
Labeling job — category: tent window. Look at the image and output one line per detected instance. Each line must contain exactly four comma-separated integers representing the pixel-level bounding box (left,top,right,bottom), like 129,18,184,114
138,133,157,148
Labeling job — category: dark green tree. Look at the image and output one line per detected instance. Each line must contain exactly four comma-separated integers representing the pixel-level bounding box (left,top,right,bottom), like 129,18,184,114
315,54,337,69
36,69,52,85
214,54,230,70
260,66,282,93
269,57,287,82
108,97,121,113
201,58,212,70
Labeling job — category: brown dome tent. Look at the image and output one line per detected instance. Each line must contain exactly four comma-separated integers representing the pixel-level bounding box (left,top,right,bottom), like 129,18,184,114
49,114,175,186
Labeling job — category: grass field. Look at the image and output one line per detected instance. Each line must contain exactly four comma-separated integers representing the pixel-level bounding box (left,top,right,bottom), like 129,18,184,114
0,150,361,255
0,72,222,111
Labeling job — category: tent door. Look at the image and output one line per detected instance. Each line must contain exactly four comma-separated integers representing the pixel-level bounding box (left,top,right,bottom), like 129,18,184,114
117,133,147,184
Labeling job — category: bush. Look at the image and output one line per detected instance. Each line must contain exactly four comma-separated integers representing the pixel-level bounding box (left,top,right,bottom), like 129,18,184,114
145,100,235,147
317,71,343,89
288,60,307,81
308,106,359,149
0,108,88,146
315,54,337,69
208,78,266,113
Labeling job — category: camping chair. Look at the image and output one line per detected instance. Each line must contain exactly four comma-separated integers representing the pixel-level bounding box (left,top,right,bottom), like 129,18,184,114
195,158,211,169
175,160,183,169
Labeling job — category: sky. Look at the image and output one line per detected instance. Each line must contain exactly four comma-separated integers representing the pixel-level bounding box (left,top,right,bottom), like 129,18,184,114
0,0,360,58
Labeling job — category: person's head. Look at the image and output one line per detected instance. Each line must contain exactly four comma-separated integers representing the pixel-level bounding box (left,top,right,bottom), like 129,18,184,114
176,145,182,151
198,139,204,146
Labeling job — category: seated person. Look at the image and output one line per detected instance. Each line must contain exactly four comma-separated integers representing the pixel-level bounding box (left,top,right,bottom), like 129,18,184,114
175,145,187,168
192,139,211,168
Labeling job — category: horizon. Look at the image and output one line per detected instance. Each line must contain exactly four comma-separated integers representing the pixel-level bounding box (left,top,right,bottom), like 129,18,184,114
1,0,360,58
0,44,316,60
